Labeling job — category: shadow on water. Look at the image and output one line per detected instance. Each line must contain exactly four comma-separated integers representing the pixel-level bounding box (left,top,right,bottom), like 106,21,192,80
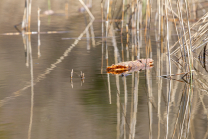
0,0,208,139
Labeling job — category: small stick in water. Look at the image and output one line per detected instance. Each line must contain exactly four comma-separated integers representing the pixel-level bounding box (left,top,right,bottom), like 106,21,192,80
71,69,73,79
81,73,85,79
80,71,85,79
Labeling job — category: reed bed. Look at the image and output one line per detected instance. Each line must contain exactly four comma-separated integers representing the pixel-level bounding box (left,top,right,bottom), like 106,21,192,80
102,0,208,138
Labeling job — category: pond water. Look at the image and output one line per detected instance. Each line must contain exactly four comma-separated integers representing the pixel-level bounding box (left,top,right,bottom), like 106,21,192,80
0,0,208,139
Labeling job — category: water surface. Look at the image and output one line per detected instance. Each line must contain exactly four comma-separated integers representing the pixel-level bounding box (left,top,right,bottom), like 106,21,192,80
0,1,208,139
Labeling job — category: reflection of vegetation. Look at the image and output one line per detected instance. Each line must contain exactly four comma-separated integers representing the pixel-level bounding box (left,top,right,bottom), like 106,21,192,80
81,74,113,105
0,130,10,139
80,73,117,138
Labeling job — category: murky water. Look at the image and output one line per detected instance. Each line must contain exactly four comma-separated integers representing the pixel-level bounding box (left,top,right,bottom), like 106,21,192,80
0,0,208,139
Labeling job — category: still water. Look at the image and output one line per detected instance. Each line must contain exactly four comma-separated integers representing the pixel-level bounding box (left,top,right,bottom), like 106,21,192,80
0,0,208,139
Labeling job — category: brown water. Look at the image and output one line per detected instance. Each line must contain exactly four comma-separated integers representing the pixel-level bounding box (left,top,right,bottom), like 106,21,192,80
0,0,208,139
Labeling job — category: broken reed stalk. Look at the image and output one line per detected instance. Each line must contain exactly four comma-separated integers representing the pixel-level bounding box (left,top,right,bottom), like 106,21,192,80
79,0,95,20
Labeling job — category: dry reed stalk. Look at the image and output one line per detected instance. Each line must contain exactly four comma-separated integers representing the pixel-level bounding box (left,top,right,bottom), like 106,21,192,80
71,80,73,88
129,72,134,139
21,34,28,67
28,34,34,139
38,7,41,58
86,24,90,50
22,2,27,31
105,0,110,66
131,72,139,139
123,75,127,139
28,0,32,32
147,70,153,139
79,0,95,50
137,1,142,59
115,74,120,139
121,36,124,62
144,0,151,39
107,73,111,104
167,0,184,61
164,0,172,138
26,35,30,67
79,0,95,20
134,1,138,57
90,24,96,47
181,1,194,137
71,69,73,79
111,25,120,64
121,0,125,35
177,0,190,71
155,4,162,137
171,87,186,139
126,24,129,60
126,24,129,43
88,0,95,47
131,0,135,60
161,0,164,53
179,87,193,139
157,55,162,139
105,0,111,105
101,1,104,74
185,0,194,71
136,0,139,56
